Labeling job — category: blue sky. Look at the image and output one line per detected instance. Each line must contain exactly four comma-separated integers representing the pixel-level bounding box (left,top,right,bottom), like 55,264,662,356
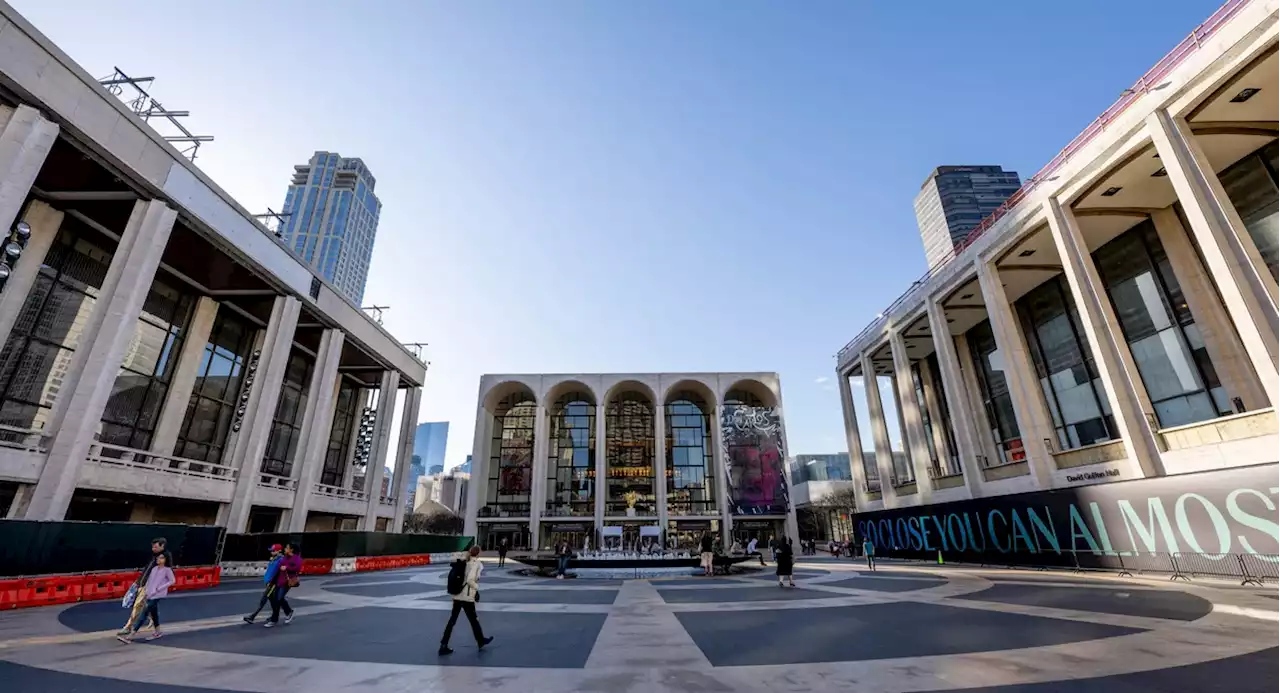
12,0,1225,469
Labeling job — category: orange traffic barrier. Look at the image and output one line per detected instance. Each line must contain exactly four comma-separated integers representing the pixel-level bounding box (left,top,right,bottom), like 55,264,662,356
300,559,333,576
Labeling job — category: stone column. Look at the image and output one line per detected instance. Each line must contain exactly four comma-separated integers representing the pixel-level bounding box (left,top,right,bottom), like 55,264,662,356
594,401,607,533
710,404,732,549
463,402,489,538
221,296,301,532
1151,207,1269,412
389,387,422,534
859,353,897,501
528,404,548,546
927,300,985,496
890,329,934,500
836,368,873,507
0,201,62,350
285,329,345,532
361,370,400,530
24,200,178,520
1146,109,1278,407
1045,198,1163,478
974,259,1055,488
0,105,58,260
655,400,668,530
149,297,220,457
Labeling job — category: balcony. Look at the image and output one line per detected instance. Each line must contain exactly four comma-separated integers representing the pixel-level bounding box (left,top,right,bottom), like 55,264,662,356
667,499,718,517
478,502,531,519
927,463,966,490
605,500,656,517
81,443,237,503
1157,408,1279,475
309,482,368,516
543,500,594,517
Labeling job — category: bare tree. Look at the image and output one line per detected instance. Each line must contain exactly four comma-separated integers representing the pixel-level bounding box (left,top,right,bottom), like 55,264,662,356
404,511,463,535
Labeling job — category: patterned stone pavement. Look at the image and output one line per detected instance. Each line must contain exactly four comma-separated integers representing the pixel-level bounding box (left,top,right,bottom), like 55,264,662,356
0,557,1276,692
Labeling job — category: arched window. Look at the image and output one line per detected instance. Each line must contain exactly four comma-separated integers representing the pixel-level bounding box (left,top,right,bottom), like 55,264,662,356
546,392,595,516
605,392,654,516
665,392,716,516
486,391,536,514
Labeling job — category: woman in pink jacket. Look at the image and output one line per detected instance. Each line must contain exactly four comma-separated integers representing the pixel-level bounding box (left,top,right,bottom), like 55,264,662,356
117,553,175,643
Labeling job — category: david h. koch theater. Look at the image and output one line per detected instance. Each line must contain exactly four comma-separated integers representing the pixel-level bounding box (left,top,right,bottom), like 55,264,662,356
463,372,799,553
834,0,1280,577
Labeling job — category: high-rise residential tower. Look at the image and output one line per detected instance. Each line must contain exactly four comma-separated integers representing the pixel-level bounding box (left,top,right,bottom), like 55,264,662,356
913,165,1021,269
278,151,382,303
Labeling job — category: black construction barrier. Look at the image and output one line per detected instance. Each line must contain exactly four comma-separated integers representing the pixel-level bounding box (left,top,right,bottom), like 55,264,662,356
0,520,223,577
878,549,1279,586
219,531,473,562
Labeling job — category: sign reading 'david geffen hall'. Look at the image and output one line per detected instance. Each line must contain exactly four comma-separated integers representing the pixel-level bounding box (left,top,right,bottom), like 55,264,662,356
856,463,1278,569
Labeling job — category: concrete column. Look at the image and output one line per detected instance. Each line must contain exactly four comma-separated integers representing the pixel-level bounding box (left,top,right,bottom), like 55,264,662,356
890,330,934,499
927,301,985,496
859,353,897,498
0,201,62,350
221,295,301,532
4,483,33,518
24,200,178,520
1146,110,1278,406
528,404,548,545
389,387,422,534
149,297,219,457
361,370,400,530
837,369,873,507
709,404,732,549
0,105,57,252
917,358,953,476
974,259,1055,488
594,401,607,532
463,402,489,538
1045,198,1164,478
655,400,668,529
286,329,345,532
1151,207,1269,412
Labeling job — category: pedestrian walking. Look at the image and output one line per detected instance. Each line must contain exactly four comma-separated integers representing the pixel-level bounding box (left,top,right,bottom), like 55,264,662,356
265,543,302,627
863,538,876,572
699,532,715,576
554,541,572,579
117,552,174,642
746,537,765,566
775,538,795,588
119,537,173,636
243,544,284,624
439,546,494,656
497,538,508,567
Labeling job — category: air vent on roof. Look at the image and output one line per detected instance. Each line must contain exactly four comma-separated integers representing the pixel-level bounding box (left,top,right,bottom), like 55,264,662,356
1230,87,1261,103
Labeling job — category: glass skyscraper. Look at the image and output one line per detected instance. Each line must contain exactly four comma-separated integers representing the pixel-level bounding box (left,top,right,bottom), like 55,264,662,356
914,165,1021,270
278,151,382,304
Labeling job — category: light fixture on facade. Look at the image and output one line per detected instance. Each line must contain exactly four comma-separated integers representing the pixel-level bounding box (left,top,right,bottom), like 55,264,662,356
1152,168,1168,177
1230,87,1261,103
1018,249,1036,257
0,220,30,292
1101,186,1123,197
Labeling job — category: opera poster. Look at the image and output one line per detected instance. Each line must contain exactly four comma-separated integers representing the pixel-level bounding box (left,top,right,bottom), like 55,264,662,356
720,406,789,515
498,448,533,494
855,462,1279,570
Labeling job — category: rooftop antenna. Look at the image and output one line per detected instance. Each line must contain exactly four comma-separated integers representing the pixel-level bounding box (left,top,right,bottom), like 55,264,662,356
362,305,389,325
402,342,428,360
98,67,214,162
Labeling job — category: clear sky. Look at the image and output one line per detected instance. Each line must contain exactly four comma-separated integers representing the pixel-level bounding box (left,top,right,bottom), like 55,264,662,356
12,0,1225,470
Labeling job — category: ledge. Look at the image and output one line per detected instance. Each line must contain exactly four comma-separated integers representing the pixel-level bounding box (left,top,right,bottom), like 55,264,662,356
1158,408,1277,451
932,473,966,490
982,461,1030,482
1052,439,1127,469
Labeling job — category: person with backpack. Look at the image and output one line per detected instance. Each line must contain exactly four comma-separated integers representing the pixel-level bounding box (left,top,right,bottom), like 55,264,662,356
265,543,302,627
439,545,493,656
243,544,284,624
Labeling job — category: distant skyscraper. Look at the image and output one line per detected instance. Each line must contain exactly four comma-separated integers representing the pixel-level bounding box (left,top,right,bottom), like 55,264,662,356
413,422,449,480
457,455,472,474
278,151,382,304
428,464,444,475
914,165,1021,269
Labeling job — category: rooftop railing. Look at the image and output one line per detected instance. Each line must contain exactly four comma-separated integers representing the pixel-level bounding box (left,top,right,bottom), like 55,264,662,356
835,0,1250,368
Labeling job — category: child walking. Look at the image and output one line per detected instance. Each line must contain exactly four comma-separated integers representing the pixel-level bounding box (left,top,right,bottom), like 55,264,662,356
117,553,175,643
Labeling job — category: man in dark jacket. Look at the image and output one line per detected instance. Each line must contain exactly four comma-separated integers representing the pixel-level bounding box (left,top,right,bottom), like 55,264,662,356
120,538,173,635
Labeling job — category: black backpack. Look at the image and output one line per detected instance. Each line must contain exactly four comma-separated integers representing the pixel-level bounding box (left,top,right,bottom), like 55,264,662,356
446,559,467,595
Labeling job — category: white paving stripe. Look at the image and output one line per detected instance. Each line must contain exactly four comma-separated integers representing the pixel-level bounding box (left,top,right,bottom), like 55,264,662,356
585,580,712,670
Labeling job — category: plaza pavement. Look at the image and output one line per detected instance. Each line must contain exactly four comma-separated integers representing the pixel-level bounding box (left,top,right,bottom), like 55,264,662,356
0,556,1275,692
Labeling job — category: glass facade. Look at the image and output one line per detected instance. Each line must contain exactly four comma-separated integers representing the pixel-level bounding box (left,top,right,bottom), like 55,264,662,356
261,348,313,477
1218,140,1278,281
0,221,111,434
923,353,961,474
604,392,655,516
320,380,358,487
484,391,535,514
790,453,853,483
1015,275,1117,450
665,392,716,516
1093,220,1230,428
173,308,254,463
967,319,1026,466
545,392,595,517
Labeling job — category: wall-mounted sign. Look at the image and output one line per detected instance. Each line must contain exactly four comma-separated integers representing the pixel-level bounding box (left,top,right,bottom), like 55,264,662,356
548,523,591,532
